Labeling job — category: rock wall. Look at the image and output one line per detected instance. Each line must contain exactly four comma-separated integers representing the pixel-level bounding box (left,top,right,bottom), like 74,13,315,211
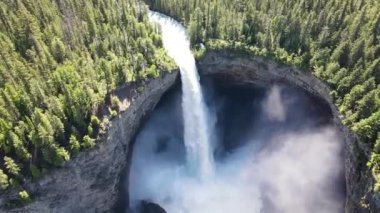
0,71,178,212
2,50,379,212
197,51,379,213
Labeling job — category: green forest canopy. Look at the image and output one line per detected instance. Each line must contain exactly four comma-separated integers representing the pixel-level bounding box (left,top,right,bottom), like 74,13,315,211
145,0,380,191
0,0,175,197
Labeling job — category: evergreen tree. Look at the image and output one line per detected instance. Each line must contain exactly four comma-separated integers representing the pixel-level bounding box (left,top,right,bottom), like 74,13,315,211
4,156,20,176
0,169,9,190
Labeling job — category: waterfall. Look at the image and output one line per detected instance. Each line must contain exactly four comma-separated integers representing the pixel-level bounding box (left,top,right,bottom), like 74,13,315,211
129,12,343,213
149,11,214,178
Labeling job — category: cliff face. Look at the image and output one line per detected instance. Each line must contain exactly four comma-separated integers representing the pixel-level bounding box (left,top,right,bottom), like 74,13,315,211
2,51,378,212
0,71,178,212
197,51,379,213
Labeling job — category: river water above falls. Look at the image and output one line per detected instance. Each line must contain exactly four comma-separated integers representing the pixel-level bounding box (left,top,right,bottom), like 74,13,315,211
126,12,345,213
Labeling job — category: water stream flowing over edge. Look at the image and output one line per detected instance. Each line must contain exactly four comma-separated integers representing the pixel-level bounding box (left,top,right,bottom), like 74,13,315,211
148,11,215,179
127,11,345,213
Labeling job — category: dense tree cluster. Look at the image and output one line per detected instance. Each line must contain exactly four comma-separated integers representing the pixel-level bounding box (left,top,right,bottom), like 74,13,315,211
0,0,174,194
147,0,380,191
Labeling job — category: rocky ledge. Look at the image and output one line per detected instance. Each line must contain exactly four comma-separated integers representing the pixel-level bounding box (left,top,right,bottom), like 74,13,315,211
0,71,178,212
197,50,379,213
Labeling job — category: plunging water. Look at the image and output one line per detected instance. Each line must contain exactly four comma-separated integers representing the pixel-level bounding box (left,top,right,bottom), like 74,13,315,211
149,11,214,178
127,11,344,213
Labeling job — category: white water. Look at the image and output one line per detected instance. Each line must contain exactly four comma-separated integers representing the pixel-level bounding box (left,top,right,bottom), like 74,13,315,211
149,11,214,178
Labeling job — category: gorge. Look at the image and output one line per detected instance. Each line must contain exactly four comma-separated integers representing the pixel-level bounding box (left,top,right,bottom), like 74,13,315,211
0,9,377,213
126,11,347,213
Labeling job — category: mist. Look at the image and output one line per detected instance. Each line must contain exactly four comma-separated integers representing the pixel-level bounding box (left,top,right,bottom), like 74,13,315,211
127,81,345,213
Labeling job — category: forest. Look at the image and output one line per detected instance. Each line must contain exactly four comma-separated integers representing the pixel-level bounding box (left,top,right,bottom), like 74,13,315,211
146,0,380,192
0,0,175,200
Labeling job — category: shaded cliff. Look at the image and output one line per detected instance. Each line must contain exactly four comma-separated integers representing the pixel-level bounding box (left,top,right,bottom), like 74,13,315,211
0,71,178,212
197,50,379,213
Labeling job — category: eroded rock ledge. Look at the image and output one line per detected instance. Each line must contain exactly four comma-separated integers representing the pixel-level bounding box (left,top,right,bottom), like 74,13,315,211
0,71,178,212
197,50,379,213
